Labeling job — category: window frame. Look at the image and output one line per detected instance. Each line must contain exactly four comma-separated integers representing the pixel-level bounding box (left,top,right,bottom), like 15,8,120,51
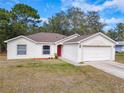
43,45,50,55
17,45,27,55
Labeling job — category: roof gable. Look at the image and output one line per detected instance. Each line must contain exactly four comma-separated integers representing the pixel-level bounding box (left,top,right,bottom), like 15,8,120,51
79,32,116,44
65,32,116,44
81,33,115,46
4,35,37,43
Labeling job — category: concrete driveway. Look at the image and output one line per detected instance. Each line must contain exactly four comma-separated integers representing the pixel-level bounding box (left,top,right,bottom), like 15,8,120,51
86,61,124,80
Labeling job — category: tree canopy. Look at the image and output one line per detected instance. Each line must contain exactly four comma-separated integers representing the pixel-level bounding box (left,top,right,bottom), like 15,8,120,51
43,7,105,35
106,23,124,41
0,4,41,52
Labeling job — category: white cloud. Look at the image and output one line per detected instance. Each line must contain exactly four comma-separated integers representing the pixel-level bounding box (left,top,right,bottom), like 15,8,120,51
103,0,116,7
61,0,124,12
104,17,124,24
102,0,124,11
104,25,113,31
101,17,124,31
61,0,103,12
40,18,48,23
114,0,124,11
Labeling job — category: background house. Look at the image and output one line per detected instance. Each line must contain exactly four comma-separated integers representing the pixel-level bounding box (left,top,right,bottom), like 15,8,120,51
116,41,124,52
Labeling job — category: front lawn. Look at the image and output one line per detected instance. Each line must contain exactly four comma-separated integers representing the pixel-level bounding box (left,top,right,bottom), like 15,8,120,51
0,59,124,93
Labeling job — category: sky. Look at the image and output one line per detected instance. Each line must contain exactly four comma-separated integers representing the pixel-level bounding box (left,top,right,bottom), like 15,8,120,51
0,0,124,31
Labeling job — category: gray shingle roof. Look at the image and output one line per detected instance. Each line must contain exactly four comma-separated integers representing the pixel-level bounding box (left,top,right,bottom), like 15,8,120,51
26,32,67,42
66,34,94,42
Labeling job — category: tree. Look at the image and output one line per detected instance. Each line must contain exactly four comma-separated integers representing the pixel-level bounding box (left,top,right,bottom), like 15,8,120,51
86,11,105,33
0,4,41,52
11,4,40,34
106,23,124,41
42,7,104,35
0,8,11,52
11,4,40,25
66,7,86,35
115,23,124,41
106,29,118,41
43,11,70,35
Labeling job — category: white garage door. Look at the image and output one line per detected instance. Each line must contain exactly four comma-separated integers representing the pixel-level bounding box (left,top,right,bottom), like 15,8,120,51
82,46,112,61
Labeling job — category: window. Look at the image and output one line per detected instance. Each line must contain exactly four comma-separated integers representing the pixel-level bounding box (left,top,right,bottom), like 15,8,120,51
17,45,27,55
43,45,50,54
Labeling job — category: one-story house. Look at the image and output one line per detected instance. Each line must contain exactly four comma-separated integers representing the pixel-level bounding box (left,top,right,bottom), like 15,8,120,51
115,41,124,52
4,32,116,63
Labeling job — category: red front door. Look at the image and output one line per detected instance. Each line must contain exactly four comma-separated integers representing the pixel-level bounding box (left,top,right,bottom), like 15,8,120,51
57,45,62,57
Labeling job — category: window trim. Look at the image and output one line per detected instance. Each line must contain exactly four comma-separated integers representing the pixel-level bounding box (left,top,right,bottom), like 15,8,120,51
17,44,27,55
43,45,50,55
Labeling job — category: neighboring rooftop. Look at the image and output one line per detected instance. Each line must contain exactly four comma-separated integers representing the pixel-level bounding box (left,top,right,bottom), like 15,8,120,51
26,32,67,42
116,41,124,45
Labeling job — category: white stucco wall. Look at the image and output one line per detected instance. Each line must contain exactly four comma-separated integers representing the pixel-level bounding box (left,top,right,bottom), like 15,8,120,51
62,44,79,63
7,37,57,59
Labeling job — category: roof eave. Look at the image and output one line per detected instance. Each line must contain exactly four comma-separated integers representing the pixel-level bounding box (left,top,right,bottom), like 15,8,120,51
4,35,55,44
4,35,33,43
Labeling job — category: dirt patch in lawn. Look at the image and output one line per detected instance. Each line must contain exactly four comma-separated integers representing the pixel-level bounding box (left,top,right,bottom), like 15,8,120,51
0,59,124,93
0,53,7,61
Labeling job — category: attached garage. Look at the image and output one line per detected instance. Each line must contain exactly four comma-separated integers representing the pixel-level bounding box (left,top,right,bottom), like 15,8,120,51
63,32,116,63
82,46,112,61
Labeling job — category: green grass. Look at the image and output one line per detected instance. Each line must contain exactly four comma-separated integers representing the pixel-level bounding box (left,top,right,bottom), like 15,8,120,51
0,59,124,93
116,53,124,63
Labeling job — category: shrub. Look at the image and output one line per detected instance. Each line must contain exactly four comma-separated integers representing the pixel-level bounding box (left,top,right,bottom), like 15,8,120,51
79,62,84,64
54,53,58,59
